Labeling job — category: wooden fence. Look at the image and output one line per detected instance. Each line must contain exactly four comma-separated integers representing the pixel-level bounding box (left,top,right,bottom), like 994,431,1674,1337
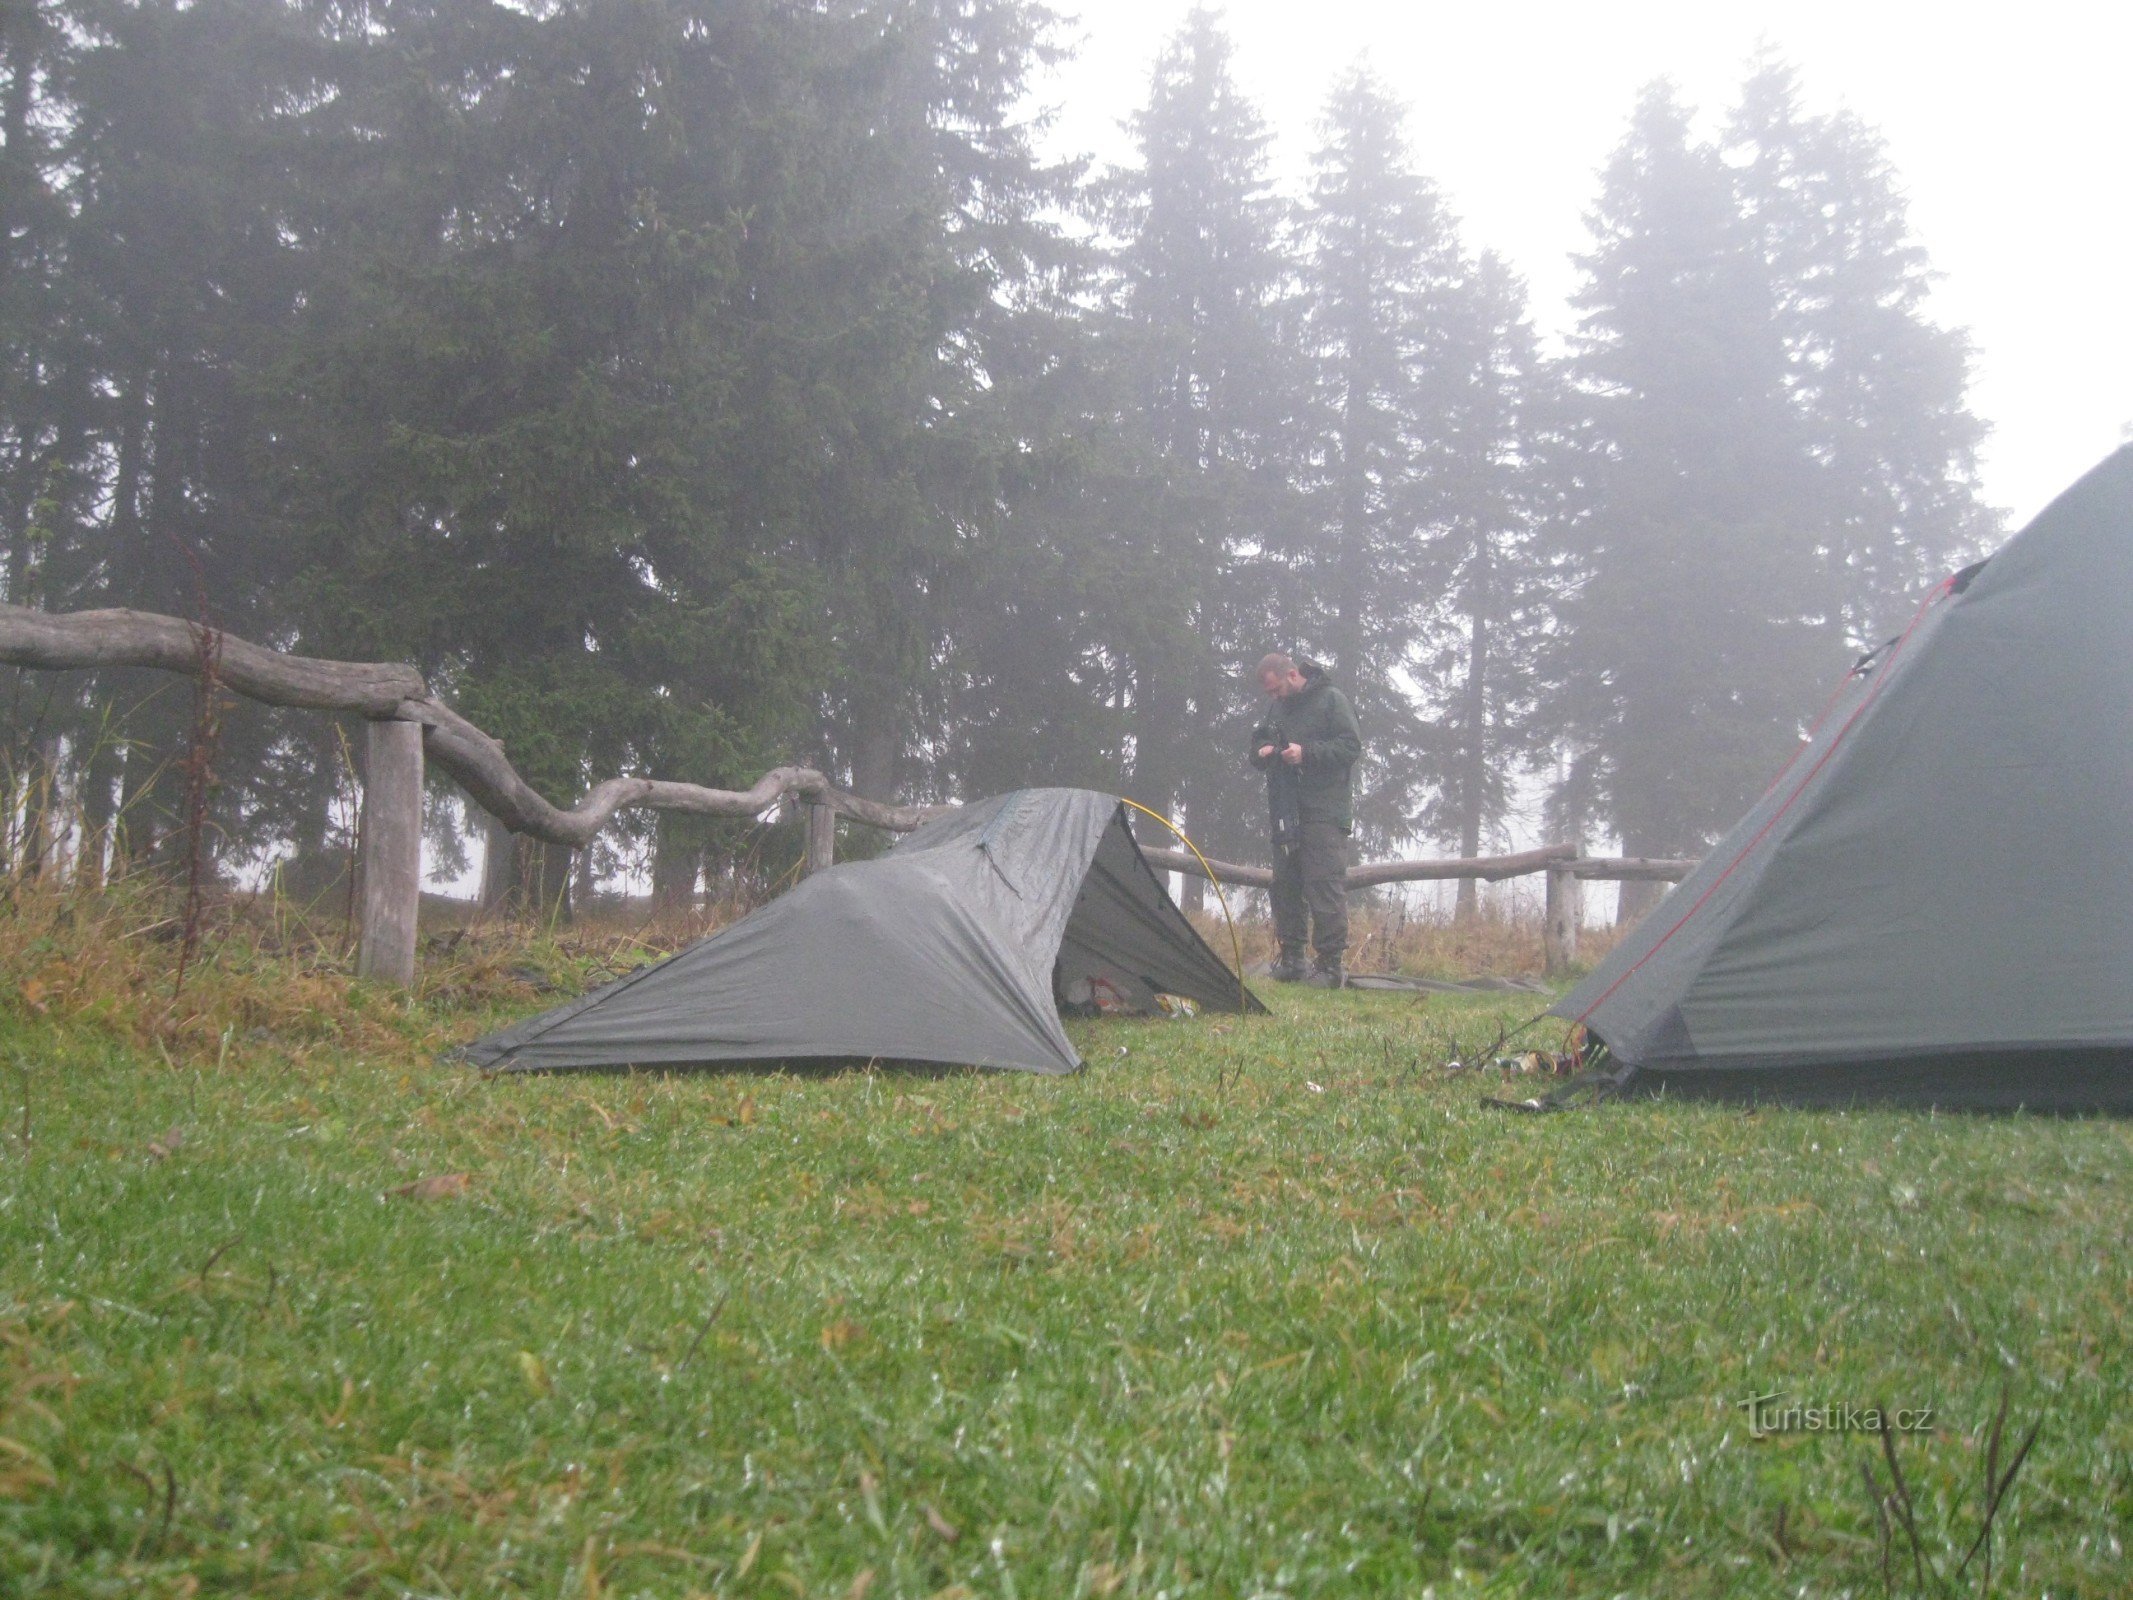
1136,844,1693,975
0,602,1692,984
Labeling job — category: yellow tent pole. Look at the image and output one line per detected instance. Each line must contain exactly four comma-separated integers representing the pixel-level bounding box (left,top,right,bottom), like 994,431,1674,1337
1118,797,1250,1015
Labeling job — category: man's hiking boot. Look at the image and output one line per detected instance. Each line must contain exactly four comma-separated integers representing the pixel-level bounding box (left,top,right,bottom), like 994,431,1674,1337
1270,951,1309,983
1304,963,1346,990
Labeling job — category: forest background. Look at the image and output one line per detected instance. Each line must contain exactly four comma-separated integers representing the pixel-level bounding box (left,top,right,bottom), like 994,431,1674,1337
0,0,1998,920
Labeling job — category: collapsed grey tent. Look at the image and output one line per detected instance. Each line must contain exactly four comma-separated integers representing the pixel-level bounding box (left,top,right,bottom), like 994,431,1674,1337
1553,447,2133,1108
465,787,1263,1075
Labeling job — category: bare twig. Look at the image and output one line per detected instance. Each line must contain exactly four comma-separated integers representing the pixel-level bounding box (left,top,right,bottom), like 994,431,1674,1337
677,1291,731,1371
1954,1383,2043,1593
1861,1457,1894,1593
116,1455,179,1559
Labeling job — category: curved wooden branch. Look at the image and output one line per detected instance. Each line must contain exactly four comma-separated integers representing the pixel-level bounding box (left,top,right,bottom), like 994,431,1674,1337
0,603,1694,875
0,603,425,714
404,694,946,844
1568,856,1697,881
0,602,946,846
1138,847,1274,888
1347,842,1578,887
1139,841,1581,889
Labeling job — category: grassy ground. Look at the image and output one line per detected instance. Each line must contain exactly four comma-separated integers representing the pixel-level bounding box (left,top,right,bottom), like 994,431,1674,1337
1,887,2129,1596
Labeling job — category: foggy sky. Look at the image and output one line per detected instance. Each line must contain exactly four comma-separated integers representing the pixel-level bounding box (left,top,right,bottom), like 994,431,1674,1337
1036,0,2133,528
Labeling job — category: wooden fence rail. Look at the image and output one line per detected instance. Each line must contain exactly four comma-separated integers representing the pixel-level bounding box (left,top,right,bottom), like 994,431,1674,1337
1140,845,1696,975
1,601,1696,984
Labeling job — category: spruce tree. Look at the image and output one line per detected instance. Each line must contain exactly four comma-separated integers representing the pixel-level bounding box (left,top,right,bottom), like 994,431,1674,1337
796,0,1076,806
1093,7,1301,863
1729,57,1998,648
1410,252,1563,912
1551,82,1827,889
1292,66,1465,842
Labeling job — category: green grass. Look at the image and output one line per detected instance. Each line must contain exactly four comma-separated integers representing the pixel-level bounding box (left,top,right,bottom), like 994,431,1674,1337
4,966,2132,1596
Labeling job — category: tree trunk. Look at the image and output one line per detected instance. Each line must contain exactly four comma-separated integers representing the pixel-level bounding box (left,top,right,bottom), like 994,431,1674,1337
651,812,703,913
2,444,35,610
80,731,124,887
19,732,63,878
1615,829,1666,926
1176,796,1205,914
486,832,574,924
1454,610,1489,923
1129,654,1179,821
479,812,516,913
848,717,900,806
114,696,185,870
573,836,598,914
1331,381,1372,687
530,837,573,925
0,15,39,256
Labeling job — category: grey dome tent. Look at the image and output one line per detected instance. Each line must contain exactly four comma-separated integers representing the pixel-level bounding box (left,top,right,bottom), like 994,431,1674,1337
463,787,1264,1075
1552,446,2133,1109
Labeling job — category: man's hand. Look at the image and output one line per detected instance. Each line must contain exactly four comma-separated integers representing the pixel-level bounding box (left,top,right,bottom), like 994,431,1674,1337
1281,743,1303,766
1257,744,1276,760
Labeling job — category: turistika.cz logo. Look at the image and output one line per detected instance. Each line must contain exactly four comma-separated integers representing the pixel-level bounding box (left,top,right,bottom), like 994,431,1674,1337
1740,1391,1935,1439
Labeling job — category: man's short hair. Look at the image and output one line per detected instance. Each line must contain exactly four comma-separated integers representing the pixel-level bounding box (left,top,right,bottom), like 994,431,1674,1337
1255,652,1295,679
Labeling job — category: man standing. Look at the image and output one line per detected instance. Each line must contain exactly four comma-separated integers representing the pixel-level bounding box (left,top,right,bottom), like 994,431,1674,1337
1250,653,1362,987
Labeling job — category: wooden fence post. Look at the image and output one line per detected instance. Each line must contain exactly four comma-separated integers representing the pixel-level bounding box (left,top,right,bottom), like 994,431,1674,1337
357,718,423,985
803,799,836,876
1543,846,1581,978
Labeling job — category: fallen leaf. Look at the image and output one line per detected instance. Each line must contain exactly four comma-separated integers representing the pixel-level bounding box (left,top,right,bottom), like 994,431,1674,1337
820,1318,864,1352
19,978,48,1015
1305,1081,1325,1094
0,1433,58,1496
923,1503,960,1544
393,1172,473,1201
846,1569,877,1600
517,1350,552,1397
735,1530,763,1579
730,1095,757,1127
857,1468,893,1537
144,1128,185,1162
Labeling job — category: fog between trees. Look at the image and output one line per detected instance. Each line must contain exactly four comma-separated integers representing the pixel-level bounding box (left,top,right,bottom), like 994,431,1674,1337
0,2,1994,907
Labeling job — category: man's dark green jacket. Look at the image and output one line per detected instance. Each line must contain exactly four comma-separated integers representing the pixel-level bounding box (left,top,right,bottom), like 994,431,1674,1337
1248,664,1363,832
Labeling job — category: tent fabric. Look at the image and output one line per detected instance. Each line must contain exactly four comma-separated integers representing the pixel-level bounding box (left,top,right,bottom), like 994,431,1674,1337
1552,446,2133,1109
462,787,1263,1075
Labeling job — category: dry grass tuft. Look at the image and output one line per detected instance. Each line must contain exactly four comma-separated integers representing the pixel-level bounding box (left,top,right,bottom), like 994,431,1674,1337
1201,899,1623,980
0,866,741,1067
